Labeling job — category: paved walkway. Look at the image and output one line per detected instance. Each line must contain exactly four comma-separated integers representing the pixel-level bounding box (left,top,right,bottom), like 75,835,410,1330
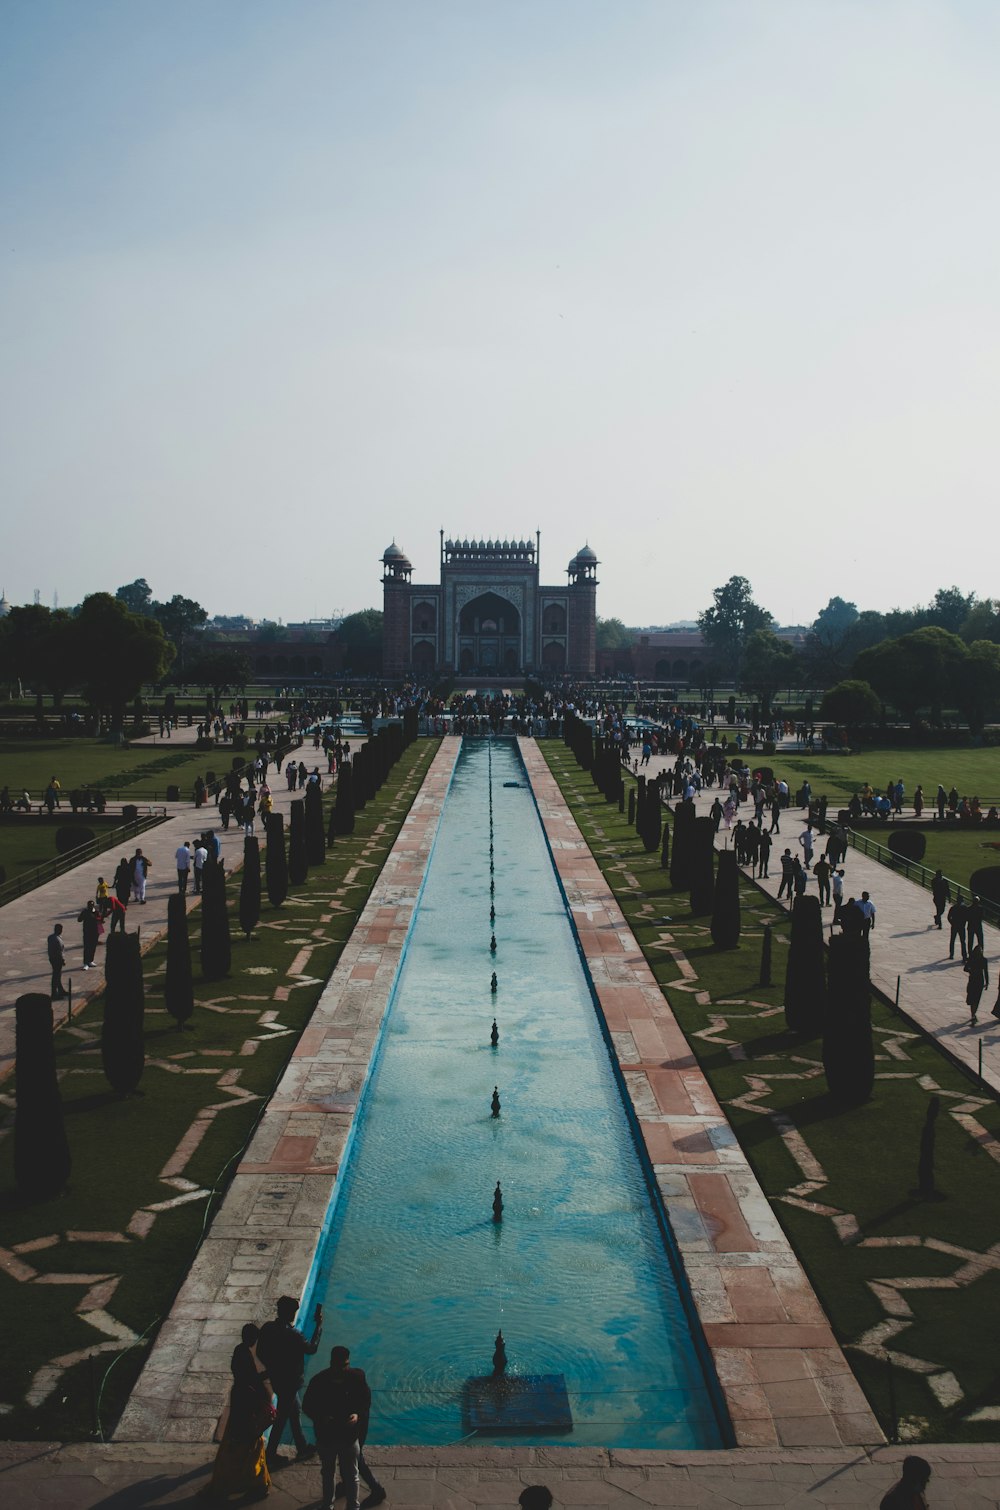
639,755,1000,1099
3,1439,1000,1510
0,743,345,1080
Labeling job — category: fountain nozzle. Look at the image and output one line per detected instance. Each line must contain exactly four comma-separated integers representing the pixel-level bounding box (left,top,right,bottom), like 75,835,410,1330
490,1018,499,1046
492,1181,504,1223
491,1086,501,1118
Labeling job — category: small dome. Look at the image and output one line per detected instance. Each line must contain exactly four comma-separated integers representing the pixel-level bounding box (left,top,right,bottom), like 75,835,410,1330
0,591,11,619
576,544,597,563
382,541,405,561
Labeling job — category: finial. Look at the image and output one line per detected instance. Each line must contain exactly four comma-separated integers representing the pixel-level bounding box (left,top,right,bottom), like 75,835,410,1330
492,1181,504,1222
490,933,497,953
491,1086,501,1117
490,1018,499,1046
492,1329,507,1375
490,971,498,993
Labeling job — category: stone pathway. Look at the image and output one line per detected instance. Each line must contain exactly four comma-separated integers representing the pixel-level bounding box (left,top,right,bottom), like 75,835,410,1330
4,1439,1000,1510
0,743,350,1079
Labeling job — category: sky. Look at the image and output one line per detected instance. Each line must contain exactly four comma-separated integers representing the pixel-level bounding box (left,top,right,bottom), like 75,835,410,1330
2,0,999,628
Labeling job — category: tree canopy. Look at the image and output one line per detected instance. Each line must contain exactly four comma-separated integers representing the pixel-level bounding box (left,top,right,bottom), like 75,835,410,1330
742,629,799,715
819,679,882,728
335,609,383,673
186,648,252,701
697,576,772,688
596,616,634,651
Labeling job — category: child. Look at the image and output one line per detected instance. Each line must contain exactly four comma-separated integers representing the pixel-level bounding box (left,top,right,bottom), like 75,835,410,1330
95,875,111,919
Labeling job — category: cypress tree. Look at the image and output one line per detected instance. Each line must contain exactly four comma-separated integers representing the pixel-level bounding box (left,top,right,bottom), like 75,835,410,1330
304,782,326,866
15,993,71,1196
642,784,662,854
670,799,697,890
164,893,195,1027
353,747,368,811
102,933,145,1095
759,922,773,986
823,934,874,1104
265,813,289,907
635,775,646,833
289,799,309,886
660,821,670,870
335,762,356,835
326,806,338,850
784,895,826,1035
200,857,232,980
618,785,625,814
239,836,262,938
711,849,741,948
627,788,636,827
689,817,717,915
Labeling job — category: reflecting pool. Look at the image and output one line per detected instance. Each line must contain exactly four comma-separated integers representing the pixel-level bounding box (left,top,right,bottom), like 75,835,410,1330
304,740,726,1447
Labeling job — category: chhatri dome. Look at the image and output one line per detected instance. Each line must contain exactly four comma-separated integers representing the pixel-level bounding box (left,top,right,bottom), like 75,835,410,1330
0,590,11,618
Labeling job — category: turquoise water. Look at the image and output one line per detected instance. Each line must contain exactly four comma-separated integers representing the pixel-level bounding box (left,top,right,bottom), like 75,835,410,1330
303,740,726,1448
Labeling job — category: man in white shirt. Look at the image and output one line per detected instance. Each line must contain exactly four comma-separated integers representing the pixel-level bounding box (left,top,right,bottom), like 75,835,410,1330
193,840,208,895
857,891,876,935
131,848,150,904
176,841,192,894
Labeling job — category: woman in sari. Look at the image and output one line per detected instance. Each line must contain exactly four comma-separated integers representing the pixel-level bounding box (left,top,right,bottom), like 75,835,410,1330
202,1324,273,1501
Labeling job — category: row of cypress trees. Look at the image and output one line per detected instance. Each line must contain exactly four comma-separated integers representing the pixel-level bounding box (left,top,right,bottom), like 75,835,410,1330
13,716,421,1200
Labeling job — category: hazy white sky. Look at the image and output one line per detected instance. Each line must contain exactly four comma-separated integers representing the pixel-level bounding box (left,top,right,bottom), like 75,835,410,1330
2,0,998,627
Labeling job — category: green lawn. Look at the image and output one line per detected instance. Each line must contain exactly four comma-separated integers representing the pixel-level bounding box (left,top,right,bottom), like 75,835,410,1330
0,814,160,887
0,738,232,804
542,745,1000,1444
775,746,1000,806
0,737,437,1443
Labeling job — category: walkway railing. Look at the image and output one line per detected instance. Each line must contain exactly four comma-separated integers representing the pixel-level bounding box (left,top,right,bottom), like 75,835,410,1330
0,811,168,909
831,823,1000,928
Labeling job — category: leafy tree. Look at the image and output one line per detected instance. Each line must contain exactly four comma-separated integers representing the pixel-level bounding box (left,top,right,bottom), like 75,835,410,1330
928,586,975,634
819,679,882,728
697,577,772,687
76,594,172,729
115,578,154,616
805,597,860,683
256,621,288,642
596,617,634,651
742,629,799,716
335,609,383,673
154,595,208,676
854,626,967,723
186,648,252,702
961,599,1000,645
954,641,1000,734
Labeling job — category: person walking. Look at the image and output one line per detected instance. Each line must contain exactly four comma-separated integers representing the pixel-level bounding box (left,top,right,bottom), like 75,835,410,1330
947,896,968,962
769,794,781,833
77,899,101,970
965,945,989,1023
967,895,985,955
931,870,950,929
831,868,845,923
857,890,876,936
47,923,67,999
193,840,208,895
814,854,832,906
176,841,192,895
302,1344,372,1510
936,784,947,821
798,825,814,870
256,1297,322,1470
201,1324,273,1502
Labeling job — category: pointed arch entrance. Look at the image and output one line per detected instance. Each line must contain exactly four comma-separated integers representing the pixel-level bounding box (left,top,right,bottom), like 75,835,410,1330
455,591,522,673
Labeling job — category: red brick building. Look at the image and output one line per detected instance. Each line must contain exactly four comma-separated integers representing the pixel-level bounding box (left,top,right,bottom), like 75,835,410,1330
382,534,598,678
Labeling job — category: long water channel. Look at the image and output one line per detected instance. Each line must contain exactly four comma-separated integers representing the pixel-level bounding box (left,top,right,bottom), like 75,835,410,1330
304,739,726,1448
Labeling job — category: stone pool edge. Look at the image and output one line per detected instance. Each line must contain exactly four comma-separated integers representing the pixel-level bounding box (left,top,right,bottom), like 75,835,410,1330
519,737,884,1452
115,737,462,1444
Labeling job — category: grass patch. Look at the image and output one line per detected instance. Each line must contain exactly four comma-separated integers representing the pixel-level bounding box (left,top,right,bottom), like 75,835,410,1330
775,746,1000,806
0,738,438,1443
542,744,1000,1444
0,739,229,804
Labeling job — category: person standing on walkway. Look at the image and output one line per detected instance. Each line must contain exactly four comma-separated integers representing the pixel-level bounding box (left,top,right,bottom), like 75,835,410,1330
832,869,845,923
965,945,989,1023
913,784,924,818
201,1323,273,1502
967,895,985,955
77,899,100,969
302,1344,372,1510
857,891,876,936
777,849,795,900
936,784,947,821
769,794,781,832
47,923,67,998
798,826,814,870
757,828,772,878
176,841,192,895
130,848,150,904
948,897,968,962
256,1297,322,1470
880,1454,931,1510
814,854,832,906
931,870,950,929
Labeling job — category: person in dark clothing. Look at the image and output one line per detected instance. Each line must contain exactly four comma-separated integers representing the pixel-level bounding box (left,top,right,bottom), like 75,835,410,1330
967,895,985,955
47,923,67,998
931,870,950,929
256,1296,322,1468
965,945,989,1023
947,898,968,961
77,900,100,969
880,1454,931,1510
757,828,772,878
113,856,132,907
302,1345,372,1510
777,849,795,900
814,855,832,906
